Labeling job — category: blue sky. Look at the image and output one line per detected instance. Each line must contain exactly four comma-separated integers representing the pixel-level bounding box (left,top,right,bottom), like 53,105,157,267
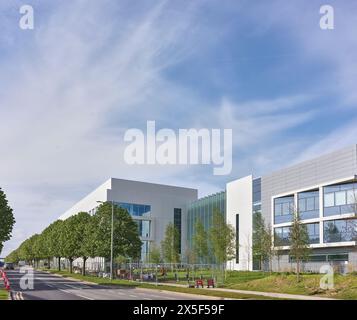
1,0,357,256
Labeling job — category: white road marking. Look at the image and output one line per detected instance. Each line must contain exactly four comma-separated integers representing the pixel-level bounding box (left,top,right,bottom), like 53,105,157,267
58,288,94,300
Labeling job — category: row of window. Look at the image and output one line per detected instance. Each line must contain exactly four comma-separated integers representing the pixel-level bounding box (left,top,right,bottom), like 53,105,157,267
274,219,357,246
289,253,349,263
115,202,151,217
274,182,357,224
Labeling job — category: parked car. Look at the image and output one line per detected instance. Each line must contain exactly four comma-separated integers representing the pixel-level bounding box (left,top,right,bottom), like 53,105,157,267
4,262,14,270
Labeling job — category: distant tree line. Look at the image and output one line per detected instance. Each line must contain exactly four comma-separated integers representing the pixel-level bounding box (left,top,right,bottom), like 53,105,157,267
6,202,142,275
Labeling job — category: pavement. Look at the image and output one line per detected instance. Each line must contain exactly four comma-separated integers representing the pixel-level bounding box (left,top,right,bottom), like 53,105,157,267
5,269,219,300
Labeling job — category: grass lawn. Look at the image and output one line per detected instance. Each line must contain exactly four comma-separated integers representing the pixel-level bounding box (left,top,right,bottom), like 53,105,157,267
41,269,284,300
223,271,357,300
0,288,8,300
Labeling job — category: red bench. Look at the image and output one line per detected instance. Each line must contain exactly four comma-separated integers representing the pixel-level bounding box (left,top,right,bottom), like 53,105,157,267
195,279,204,288
207,279,215,288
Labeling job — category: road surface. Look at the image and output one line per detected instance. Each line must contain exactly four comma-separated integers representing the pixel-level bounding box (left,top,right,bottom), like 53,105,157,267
5,269,218,300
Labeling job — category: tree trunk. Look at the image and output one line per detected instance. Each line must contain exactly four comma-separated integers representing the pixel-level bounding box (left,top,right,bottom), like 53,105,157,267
47,258,51,269
58,257,61,271
82,257,87,276
69,259,73,273
296,259,300,282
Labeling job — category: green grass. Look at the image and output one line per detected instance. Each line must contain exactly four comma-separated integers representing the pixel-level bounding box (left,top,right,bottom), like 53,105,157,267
223,272,357,300
41,269,284,300
0,288,8,300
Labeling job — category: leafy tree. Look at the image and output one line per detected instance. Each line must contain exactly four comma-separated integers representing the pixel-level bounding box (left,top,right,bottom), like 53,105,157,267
17,234,39,264
289,211,310,282
262,223,275,273
60,212,92,273
45,220,65,271
192,219,209,263
149,243,161,264
253,211,266,269
161,223,180,265
75,212,96,275
93,202,142,268
0,188,15,253
5,249,20,263
208,208,235,266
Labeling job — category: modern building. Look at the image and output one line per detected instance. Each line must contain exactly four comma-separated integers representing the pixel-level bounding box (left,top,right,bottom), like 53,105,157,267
59,178,197,268
59,145,357,272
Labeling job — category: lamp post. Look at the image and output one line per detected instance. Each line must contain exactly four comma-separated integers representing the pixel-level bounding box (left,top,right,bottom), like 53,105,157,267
97,200,114,281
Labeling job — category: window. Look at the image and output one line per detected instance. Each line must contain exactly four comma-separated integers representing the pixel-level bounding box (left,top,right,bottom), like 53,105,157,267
141,241,150,262
323,219,357,243
324,193,334,207
307,223,320,244
115,202,151,217
136,220,151,238
323,182,357,216
274,226,291,246
274,196,294,224
298,190,319,220
174,208,182,254
289,253,348,263
236,214,239,264
335,191,346,206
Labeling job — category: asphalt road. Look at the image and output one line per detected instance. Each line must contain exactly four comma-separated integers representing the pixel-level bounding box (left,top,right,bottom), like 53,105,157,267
5,269,218,300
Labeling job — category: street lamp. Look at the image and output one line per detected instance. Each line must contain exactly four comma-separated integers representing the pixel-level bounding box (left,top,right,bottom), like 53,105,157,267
97,200,114,281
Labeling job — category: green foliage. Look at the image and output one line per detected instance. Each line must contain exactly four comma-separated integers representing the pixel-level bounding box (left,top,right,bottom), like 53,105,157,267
192,219,209,263
6,202,142,270
161,223,180,264
289,211,310,281
149,243,161,264
61,212,92,261
0,188,15,253
93,202,142,260
41,220,64,259
208,208,235,265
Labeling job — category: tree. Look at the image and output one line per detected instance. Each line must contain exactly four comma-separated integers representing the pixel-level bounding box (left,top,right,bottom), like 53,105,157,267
161,223,180,265
45,220,65,271
60,212,92,273
253,212,266,270
289,211,310,282
93,202,142,268
149,244,161,264
208,208,235,266
262,224,275,273
0,188,15,254
192,219,209,264
79,213,99,275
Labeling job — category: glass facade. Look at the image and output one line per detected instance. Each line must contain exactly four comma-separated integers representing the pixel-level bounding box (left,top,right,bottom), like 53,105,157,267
275,222,319,246
115,202,151,262
274,196,294,224
141,240,150,262
174,208,182,254
187,191,226,263
136,220,151,238
253,178,261,203
298,190,319,220
115,202,151,217
274,226,291,246
307,222,320,244
323,219,357,243
323,182,357,217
